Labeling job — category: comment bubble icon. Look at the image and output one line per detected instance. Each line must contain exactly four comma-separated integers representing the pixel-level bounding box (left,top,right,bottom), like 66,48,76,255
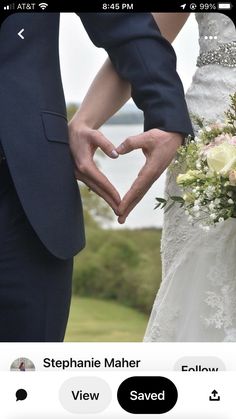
16,389,27,402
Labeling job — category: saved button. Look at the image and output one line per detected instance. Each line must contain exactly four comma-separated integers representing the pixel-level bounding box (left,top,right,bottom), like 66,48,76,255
117,376,178,414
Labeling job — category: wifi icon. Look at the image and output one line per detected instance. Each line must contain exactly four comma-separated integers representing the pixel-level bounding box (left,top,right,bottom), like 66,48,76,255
39,2,48,10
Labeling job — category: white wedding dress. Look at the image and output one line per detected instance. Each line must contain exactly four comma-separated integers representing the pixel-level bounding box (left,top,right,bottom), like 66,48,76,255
144,13,236,342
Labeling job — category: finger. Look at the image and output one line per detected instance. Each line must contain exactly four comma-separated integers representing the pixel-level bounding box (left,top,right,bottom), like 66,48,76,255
85,162,121,206
121,163,156,210
118,183,150,224
92,131,119,159
118,156,169,223
75,160,121,207
118,162,158,223
118,182,150,223
78,174,121,215
116,133,148,155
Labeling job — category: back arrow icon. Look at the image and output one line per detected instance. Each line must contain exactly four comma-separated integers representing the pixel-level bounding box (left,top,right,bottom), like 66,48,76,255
18,29,25,39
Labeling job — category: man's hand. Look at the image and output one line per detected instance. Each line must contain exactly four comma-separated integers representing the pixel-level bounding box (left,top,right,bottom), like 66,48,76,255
116,129,183,224
69,124,121,215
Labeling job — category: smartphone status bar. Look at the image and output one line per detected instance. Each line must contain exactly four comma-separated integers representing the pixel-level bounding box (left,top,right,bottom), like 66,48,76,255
0,1,234,14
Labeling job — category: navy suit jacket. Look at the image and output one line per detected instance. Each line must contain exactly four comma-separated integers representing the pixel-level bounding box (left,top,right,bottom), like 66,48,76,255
0,13,193,259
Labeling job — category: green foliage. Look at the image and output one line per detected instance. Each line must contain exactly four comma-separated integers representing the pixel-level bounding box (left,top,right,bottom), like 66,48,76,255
225,92,236,129
190,114,205,129
73,226,162,315
155,196,185,213
67,103,78,121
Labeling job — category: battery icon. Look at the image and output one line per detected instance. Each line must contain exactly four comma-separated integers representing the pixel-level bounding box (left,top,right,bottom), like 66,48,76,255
217,3,232,9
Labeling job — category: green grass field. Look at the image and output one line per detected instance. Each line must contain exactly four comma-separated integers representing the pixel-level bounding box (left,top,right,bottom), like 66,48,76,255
65,296,149,342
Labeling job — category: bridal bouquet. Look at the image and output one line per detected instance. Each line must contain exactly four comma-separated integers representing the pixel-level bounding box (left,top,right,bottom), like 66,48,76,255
155,93,236,229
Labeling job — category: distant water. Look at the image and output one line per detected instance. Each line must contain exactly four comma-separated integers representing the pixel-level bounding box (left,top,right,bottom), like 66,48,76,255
96,124,166,229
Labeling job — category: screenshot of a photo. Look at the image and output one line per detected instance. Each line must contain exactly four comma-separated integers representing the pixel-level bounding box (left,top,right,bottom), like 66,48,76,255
0,2,235,343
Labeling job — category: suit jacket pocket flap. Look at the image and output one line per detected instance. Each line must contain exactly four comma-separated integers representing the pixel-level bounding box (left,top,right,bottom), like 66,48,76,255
41,111,69,144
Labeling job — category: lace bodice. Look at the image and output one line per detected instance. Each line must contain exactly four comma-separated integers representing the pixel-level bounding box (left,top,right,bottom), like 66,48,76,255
144,13,236,342
186,13,236,122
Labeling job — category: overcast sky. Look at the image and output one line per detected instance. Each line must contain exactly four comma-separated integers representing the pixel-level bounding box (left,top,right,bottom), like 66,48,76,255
59,13,199,105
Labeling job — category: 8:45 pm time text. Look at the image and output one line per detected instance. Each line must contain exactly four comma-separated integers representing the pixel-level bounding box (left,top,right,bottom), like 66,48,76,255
102,3,134,11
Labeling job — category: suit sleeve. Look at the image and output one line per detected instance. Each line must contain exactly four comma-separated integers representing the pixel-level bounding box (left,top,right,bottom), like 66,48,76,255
78,13,193,137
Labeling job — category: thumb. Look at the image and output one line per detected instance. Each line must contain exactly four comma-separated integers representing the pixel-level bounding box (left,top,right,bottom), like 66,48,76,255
116,134,146,155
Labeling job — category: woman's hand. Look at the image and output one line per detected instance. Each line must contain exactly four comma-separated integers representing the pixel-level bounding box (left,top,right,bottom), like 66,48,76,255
69,123,121,215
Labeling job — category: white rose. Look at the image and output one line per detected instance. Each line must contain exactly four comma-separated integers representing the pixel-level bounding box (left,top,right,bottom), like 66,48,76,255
207,142,236,174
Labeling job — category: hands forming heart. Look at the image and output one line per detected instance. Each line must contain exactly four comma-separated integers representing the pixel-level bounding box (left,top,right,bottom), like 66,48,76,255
69,124,183,224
